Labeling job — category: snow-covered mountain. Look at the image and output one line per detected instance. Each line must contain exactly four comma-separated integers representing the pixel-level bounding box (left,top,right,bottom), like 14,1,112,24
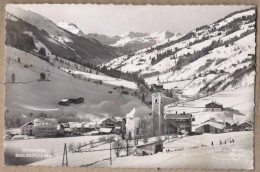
56,19,181,53
103,7,256,97
5,5,118,65
88,31,181,53
111,31,179,47
57,21,85,36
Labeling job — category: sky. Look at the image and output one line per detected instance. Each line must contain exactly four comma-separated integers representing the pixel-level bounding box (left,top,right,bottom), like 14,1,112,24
15,4,250,36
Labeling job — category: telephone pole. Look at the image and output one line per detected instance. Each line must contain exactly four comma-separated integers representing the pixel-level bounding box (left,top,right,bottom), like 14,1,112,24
126,139,129,156
62,143,68,166
110,139,112,165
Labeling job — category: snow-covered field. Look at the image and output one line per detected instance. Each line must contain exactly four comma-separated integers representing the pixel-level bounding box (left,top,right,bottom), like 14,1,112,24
165,85,254,125
62,68,138,89
93,131,253,169
5,135,103,165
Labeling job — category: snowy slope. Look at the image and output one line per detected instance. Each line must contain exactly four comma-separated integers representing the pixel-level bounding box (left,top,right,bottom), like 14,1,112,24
104,7,256,97
5,46,149,128
62,68,138,89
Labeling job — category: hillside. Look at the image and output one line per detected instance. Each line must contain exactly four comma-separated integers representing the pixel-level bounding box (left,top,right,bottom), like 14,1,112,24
104,7,256,97
5,46,150,128
165,85,254,126
5,6,118,65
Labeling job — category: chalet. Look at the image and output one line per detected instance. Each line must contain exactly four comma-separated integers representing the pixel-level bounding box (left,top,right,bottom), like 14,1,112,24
68,122,84,132
114,119,126,135
194,119,225,134
69,97,84,104
58,97,84,106
205,101,223,111
20,121,34,136
99,117,118,128
152,84,164,92
57,123,70,136
121,90,129,95
208,70,217,75
34,117,58,137
238,121,253,131
83,122,97,132
164,112,192,135
59,99,70,106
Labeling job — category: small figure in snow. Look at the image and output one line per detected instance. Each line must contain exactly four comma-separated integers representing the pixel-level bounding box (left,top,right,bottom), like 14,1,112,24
211,142,213,146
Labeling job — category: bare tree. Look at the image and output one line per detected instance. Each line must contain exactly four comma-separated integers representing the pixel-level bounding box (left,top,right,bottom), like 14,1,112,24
112,140,125,157
77,142,82,152
68,143,74,152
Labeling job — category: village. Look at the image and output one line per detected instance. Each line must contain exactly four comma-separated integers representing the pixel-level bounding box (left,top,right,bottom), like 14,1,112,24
6,86,253,148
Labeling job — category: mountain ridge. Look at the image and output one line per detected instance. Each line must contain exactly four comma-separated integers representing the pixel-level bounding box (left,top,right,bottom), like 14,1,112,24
103,7,256,97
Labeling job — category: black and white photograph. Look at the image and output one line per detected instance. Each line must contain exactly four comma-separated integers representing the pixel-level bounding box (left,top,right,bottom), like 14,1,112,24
4,4,256,169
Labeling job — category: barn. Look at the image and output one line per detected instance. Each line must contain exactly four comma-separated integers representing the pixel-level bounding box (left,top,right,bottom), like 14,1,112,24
238,121,253,131
195,120,225,134
99,117,118,128
69,97,84,104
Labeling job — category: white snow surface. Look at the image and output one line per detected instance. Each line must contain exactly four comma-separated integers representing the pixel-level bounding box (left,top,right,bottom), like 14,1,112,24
103,8,255,96
57,21,83,35
62,68,138,89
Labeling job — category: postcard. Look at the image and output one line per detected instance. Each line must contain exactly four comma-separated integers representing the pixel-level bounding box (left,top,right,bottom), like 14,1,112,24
4,4,256,169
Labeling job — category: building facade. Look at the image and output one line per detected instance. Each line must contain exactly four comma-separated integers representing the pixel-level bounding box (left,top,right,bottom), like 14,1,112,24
205,101,223,111
164,113,192,135
34,117,58,137
20,121,34,136
195,120,225,134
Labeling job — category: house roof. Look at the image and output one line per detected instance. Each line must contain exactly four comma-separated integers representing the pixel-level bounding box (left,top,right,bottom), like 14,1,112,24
99,128,112,133
34,118,57,126
126,108,136,118
195,121,225,130
165,113,192,119
20,121,34,128
60,123,70,128
60,99,69,102
83,122,97,128
205,101,223,108
238,121,253,126
68,122,83,128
